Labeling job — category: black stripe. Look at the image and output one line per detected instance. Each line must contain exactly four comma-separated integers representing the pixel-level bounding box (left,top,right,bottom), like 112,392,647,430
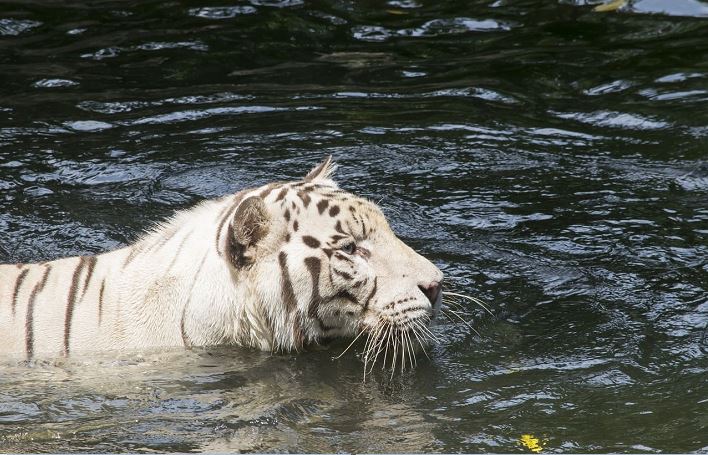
333,268,353,280
81,256,97,300
297,191,311,208
259,183,279,199
316,199,329,214
123,246,139,268
180,304,191,348
278,252,297,313
122,243,146,268
98,279,105,326
275,187,288,202
25,265,51,359
362,277,378,312
333,251,354,264
304,257,322,318
302,235,320,248
329,234,347,243
334,289,358,304
64,256,88,356
292,311,305,350
345,220,357,238
400,305,427,315
11,268,29,317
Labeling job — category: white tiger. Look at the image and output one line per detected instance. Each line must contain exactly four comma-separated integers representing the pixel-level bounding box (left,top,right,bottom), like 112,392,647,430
0,157,443,360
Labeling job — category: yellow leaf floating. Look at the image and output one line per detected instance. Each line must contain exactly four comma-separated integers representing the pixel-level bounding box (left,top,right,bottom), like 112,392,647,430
593,0,628,12
520,434,543,453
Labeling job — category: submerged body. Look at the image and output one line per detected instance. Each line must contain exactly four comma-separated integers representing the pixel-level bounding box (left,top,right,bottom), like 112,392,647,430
0,158,443,358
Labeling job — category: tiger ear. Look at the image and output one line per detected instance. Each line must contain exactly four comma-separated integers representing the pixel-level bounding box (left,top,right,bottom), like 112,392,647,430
228,196,270,268
303,155,337,182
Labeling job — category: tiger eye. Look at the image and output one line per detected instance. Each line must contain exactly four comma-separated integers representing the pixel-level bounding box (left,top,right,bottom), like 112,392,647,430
340,242,356,255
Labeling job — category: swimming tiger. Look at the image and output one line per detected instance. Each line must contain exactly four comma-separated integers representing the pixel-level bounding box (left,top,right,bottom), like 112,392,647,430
0,157,443,362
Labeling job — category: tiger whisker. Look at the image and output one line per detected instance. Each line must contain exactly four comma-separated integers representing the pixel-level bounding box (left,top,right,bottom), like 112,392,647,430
442,297,475,314
367,325,388,376
358,313,439,379
402,329,412,371
333,327,367,360
410,320,431,361
404,327,413,371
390,332,399,380
441,311,458,329
399,330,407,373
442,299,483,324
400,327,408,373
400,327,411,370
381,325,392,371
385,331,393,376
371,323,389,370
443,308,483,338
406,329,414,370
418,321,441,343
362,329,375,382
404,330,416,369
442,298,467,311
444,291,494,317
370,340,386,376
413,333,431,361
385,325,395,369
442,307,474,325
365,323,381,352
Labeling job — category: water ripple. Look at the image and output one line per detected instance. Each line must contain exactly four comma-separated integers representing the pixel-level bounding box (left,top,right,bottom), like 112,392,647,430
0,18,41,36
352,17,510,42
187,6,258,18
128,106,291,125
0,0,706,452
553,110,670,130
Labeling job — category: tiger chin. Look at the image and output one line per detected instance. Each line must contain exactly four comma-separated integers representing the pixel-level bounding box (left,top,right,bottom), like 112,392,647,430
0,156,443,366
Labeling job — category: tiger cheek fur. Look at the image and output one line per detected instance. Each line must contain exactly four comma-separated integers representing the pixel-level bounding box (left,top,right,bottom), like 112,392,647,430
0,156,443,358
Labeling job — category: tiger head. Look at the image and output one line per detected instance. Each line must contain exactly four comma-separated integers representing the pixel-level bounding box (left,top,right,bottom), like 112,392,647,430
224,156,443,355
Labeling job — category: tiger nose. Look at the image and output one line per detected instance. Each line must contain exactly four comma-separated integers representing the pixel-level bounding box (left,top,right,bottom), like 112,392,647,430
419,280,442,307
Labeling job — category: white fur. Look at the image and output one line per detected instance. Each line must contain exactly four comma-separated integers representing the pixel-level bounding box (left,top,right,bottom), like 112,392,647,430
0,159,443,358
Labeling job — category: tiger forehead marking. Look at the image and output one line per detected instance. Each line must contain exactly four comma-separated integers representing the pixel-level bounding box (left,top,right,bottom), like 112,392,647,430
0,156,442,360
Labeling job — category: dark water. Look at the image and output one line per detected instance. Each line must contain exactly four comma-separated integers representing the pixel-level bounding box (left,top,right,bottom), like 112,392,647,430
1,0,707,452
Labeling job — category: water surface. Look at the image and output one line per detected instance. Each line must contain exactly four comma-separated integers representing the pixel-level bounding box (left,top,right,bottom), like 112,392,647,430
0,0,707,452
